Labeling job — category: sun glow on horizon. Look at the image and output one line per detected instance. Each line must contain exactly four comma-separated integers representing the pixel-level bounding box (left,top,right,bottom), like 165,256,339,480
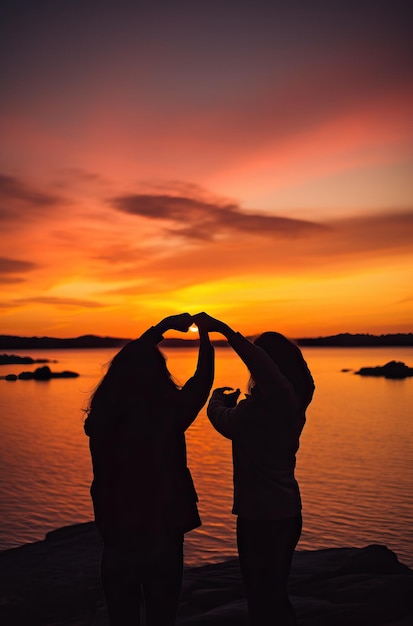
0,3,412,339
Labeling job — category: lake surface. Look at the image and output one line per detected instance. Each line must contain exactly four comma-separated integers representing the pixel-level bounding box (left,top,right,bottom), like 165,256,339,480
0,345,412,567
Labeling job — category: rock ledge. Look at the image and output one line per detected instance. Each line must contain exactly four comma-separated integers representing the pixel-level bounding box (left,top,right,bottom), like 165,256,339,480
0,522,412,626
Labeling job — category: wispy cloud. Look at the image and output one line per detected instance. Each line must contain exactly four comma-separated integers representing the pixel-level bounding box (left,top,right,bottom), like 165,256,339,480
0,276,27,284
109,192,326,240
14,296,104,309
0,173,59,205
67,180,411,291
0,256,37,273
0,173,63,222
0,256,38,283
324,209,413,257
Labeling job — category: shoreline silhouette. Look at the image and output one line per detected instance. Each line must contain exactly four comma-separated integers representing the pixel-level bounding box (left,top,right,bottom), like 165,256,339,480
1,332,412,350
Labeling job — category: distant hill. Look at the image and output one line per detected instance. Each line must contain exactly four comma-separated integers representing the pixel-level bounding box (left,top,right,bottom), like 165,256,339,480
0,334,230,349
296,333,413,347
0,335,130,349
0,332,412,349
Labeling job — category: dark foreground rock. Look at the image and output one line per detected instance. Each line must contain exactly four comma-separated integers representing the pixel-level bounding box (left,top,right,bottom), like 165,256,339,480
0,522,412,626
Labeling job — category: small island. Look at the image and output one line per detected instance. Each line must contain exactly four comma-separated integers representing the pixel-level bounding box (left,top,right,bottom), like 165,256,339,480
0,354,55,365
355,360,413,379
1,366,79,381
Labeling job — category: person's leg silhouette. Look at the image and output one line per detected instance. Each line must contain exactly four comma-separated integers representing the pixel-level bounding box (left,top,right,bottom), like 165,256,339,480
237,515,302,626
101,545,142,625
143,536,184,626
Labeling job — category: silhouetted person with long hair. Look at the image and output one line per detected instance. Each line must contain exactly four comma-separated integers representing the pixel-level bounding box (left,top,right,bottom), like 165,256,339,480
84,314,214,626
193,312,314,626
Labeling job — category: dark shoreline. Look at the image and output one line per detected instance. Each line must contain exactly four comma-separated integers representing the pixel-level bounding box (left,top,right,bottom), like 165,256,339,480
1,332,412,350
0,521,412,626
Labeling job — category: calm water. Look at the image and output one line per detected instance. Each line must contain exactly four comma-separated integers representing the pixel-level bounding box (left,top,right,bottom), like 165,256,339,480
0,346,412,567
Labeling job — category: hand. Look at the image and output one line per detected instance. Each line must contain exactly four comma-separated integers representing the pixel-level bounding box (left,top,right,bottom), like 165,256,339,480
193,312,224,334
158,313,193,334
212,387,241,407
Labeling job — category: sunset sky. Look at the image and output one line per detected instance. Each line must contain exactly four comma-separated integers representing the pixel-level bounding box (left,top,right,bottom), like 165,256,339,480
1,0,412,339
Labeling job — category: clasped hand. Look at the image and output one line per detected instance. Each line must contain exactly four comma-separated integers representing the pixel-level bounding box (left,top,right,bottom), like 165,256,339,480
163,313,194,332
162,312,223,334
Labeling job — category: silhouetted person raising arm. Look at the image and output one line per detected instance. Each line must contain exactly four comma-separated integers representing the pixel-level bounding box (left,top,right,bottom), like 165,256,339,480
84,313,214,626
193,312,314,626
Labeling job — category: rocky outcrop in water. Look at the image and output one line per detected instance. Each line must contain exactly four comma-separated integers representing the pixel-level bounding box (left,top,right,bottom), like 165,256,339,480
1,365,79,381
0,354,54,365
0,522,412,626
355,360,413,379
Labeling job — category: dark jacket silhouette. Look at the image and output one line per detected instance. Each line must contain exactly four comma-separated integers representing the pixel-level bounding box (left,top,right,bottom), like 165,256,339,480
193,313,314,626
84,315,214,625
207,330,313,521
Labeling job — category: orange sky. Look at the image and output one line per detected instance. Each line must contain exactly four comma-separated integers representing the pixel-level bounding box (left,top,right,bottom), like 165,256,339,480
1,1,412,339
